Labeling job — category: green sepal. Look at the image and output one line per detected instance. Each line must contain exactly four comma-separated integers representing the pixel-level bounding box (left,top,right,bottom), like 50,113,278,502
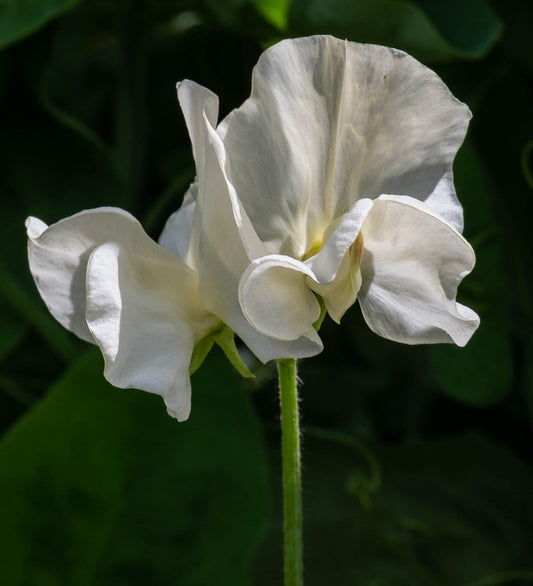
214,326,255,379
189,331,218,375
312,294,327,332
190,326,255,379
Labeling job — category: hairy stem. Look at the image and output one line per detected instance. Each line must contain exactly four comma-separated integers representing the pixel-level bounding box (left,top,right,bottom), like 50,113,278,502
277,358,303,586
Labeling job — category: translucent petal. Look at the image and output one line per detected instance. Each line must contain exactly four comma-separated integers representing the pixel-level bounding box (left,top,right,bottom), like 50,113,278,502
158,183,197,267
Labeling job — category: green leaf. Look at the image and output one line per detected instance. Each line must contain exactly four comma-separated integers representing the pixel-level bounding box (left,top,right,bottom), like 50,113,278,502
523,341,533,428
0,295,27,361
288,0,501,62
0,348,269,585
0,0,81,50
254,432,533,585
411,0,502,58
254,0,290,30
429,143,513,406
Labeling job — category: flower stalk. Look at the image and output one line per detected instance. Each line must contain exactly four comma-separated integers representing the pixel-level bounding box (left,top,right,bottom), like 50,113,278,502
277,358,303,586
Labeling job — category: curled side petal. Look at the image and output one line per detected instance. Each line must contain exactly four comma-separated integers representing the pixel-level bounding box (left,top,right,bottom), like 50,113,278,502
358,195,479,346
239,255,321,341
26,207,150,343
86,241,219,421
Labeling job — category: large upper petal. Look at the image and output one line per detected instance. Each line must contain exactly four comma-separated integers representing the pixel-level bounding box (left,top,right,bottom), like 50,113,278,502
26,208,164,342
177,80,323,361
218,35,470,258
358,195,479,346
86,241,218,421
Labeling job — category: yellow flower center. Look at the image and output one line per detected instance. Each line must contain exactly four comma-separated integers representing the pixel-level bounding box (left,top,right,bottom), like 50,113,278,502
301,239,323,261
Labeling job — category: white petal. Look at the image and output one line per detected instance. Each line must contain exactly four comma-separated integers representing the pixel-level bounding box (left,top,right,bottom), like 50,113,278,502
26,207,155,343
238,200,371,338
178,80,323,361
358,195,479,346
177,80,265,264
239,255,321,341
218,35,470,262
158,183,197,266
86,241,218,421
304,198,372,322
26,216,48,239
308,244,363,325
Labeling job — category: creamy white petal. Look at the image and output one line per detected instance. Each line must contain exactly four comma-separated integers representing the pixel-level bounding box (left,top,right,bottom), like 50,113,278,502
239,255,321,341
308,244,363,325
178,80,323,361
218,35,470,261
304,198,372,321
86,241,218,421
358,195,479,346
158,183,197,267
26,207,159,343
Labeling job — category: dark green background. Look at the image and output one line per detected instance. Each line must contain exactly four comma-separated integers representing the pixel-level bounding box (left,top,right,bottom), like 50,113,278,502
0,0,532,584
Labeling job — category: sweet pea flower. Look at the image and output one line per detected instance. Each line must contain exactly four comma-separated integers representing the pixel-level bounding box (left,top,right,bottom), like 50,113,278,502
26,208,221,421
174,35,479,351
28,36,480,423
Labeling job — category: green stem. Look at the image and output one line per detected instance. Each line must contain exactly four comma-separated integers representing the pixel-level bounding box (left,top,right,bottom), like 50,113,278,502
277,358,303,586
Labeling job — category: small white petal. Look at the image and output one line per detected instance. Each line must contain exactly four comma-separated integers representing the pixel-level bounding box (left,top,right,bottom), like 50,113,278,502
305,198,372,322
358,195,479,346
308,241,363,325
26,207,151,343
305,199,370,279
86,241,218,421
239,255,321,341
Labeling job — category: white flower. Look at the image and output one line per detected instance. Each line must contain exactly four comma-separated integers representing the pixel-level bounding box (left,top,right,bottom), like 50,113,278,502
28,36,480,422
26,208,220,421
174,35,479,352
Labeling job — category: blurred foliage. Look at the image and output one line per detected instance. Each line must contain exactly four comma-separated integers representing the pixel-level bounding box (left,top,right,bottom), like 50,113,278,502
429,143,513,406
0,0,81,50
254,432,533,585
289,0,502,61
0,349,269,585
0,0,532,584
